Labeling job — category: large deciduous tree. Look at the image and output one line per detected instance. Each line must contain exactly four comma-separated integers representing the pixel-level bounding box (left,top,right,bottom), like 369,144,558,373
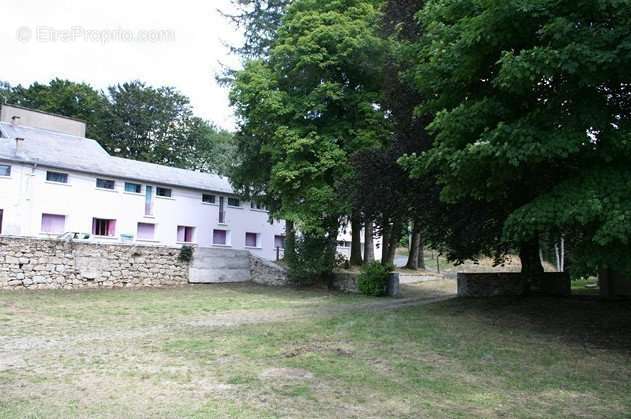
404,0,631,275
230,0,390,277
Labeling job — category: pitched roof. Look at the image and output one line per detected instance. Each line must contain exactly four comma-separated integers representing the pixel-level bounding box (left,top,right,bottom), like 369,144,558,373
0,122,233,194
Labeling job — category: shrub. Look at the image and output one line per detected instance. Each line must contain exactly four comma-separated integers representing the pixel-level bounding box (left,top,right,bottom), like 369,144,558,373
287,233,337,285
357,262,394,297
179,245,194,263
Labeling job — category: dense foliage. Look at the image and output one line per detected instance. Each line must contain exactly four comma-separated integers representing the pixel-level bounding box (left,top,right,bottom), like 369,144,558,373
229,0,391,276
402,0,631,274
357,261,393,296
228,0,631,280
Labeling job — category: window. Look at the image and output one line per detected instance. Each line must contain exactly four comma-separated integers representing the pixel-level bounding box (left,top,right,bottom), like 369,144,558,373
156,187,172,198
227,197,240,207
337,241,350,248
145,185,154,216
250,201,265,210
96,178,115,190
218,196,226,223
177,226,195,243
41,214,66,234
137,223,155,241
202,194,216,204
46,171,68,184
0,209,3,234
92,218,116,237
213,229,229,246
0,164,10,177
245,232,260,248
274,235,285,249
125,182,142,194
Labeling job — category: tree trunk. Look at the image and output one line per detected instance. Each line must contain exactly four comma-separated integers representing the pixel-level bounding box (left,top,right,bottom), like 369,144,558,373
519,238,544,276
350,211,363,266
363,223,375,264
381,222,392,265
383,218,401,266
417,233,426,270
285,220,296,264
405,222,421,270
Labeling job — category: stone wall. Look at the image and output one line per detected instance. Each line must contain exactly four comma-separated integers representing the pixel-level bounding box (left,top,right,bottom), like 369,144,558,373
0,236,189,290
457,272,571,297
249,255,289,287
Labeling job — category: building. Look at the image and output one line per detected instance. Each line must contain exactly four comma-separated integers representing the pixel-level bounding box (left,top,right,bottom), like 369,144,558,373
0,105,285,260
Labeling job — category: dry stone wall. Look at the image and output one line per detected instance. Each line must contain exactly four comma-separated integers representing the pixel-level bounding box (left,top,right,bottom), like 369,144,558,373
249,255,289,287
0,236,188,290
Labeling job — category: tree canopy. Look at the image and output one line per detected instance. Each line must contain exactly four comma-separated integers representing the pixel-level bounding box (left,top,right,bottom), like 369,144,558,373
401,0,631,273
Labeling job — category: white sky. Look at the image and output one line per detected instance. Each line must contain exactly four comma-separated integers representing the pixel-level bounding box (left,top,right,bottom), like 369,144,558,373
1,0,243,131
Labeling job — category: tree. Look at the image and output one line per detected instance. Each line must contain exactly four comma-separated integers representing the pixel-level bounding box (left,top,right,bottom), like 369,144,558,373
404,0,631,275
106,81,233,173
222,0,291,58
230,0,390,277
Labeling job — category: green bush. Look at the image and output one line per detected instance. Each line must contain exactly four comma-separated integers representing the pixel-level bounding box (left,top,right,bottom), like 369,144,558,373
179,245,194,263
287,233,337,285
357,262,394,297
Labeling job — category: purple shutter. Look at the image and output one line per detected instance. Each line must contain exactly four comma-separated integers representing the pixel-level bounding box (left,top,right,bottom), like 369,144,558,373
213,229,227,245
41,214,65,234
245,233,257,247
107,220,116,236
137,223,154,240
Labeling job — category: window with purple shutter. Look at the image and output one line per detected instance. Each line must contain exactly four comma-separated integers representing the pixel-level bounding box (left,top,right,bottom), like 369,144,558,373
177,226,194,243
245,232,259,247
137,223,155,240
92,218,116,237
41,214,66,234
213,229,227,245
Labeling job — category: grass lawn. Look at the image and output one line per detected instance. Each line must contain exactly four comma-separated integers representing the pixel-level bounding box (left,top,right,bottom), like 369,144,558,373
0,281,630,418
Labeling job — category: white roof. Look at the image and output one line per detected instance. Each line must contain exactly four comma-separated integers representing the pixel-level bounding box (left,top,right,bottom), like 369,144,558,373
0,122,234,194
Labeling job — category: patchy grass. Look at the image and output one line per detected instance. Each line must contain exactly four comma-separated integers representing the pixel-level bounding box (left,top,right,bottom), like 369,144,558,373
1,282,630,418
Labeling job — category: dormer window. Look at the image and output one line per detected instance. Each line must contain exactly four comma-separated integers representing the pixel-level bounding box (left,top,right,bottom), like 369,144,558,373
46,171,68,184
156,187,172,198
96,178,115,190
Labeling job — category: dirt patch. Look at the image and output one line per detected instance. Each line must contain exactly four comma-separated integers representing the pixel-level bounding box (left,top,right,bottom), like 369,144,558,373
260,368,314,380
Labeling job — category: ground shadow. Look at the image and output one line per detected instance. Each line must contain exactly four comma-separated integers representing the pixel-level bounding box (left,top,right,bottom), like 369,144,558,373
434,296,631,353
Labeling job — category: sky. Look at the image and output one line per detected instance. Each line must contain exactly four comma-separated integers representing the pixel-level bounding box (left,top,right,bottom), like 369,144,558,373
1,0,243,130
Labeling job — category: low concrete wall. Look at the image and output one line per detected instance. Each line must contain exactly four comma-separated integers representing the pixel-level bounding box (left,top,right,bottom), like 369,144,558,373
0,236,188,290
457,272,571,297
331,271,400,297
189,248,251,284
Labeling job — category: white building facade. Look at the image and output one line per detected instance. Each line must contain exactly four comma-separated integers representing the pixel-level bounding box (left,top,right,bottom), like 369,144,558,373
0,106,285,260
